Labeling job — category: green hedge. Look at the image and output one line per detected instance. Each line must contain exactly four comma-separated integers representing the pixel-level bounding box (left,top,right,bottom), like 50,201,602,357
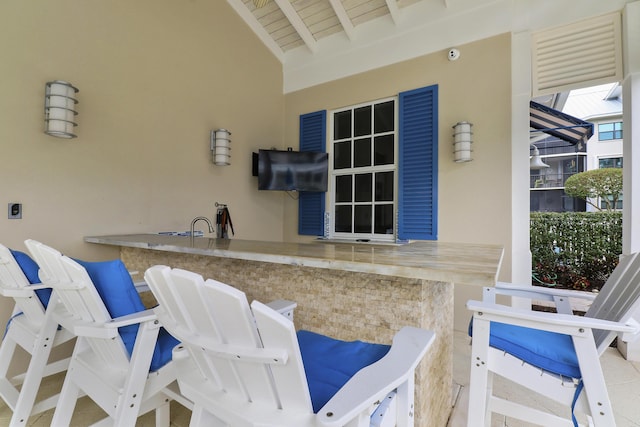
530,212,622,290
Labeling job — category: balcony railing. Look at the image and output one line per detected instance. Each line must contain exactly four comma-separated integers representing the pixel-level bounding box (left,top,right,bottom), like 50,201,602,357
530,173,573,189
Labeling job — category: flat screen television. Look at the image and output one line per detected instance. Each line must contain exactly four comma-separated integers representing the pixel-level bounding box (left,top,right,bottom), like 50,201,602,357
258,149,328,192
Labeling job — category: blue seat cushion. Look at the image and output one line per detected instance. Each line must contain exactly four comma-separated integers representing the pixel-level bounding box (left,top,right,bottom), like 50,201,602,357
10,249,52,307
76,259,179,372
469,319,581,379
297,330,391,413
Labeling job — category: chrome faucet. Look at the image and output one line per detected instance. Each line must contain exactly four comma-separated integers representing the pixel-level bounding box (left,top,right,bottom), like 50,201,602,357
190,216,214,236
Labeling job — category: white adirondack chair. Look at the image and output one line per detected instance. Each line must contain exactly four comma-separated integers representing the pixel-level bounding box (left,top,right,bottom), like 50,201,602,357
0,244,75,426
24,239,191,427
144,265,435,427
467,252,640,427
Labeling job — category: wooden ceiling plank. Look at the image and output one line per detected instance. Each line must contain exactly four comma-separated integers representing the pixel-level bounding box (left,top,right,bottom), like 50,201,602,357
328,0,355,40
274,0,318,52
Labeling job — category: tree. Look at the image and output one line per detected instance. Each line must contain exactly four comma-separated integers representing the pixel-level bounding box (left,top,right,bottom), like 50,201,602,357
564,168,623,211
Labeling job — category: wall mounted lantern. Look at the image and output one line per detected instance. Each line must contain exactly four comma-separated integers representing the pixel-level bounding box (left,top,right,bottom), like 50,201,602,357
210,129,231,166
530,144,550,170
44,80,78,138
452,121,473,162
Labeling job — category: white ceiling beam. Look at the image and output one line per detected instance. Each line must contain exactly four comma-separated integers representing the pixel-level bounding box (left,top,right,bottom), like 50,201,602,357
225,0,284,62
328,0,355,40
385,0,400,24
273,0,318,53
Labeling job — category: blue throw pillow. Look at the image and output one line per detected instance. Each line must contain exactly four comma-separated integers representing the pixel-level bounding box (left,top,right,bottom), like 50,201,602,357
75,258,179,371
297,330,391,413
10,249,52,307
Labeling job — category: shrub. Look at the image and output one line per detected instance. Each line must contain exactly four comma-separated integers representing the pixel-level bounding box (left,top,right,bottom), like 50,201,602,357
530,212,622,291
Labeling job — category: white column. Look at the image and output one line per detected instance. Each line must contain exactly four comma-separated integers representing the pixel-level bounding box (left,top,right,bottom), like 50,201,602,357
510,31,533,296
618,0,640,361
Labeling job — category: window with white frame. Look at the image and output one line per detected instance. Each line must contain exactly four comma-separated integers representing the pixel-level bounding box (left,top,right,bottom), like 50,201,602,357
329,98,396,241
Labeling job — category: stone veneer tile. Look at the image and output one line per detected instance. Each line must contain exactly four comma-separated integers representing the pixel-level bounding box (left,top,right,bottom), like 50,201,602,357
123,247,453,427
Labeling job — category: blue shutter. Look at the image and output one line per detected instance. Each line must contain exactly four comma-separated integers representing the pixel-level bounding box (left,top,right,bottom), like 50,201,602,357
398,85,438,240
298,110,327,236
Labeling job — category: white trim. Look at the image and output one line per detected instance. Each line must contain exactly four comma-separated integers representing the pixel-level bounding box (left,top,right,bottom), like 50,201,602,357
328,97,398,242
283,0,634,93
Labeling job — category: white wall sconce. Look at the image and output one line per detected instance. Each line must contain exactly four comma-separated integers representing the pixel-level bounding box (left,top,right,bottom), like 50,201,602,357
530,144,550,170
44,80,78,138
452,121,473,162
210,129,231,166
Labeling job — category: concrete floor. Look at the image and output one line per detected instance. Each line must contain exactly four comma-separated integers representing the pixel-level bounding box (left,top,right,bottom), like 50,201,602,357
2,330,639,426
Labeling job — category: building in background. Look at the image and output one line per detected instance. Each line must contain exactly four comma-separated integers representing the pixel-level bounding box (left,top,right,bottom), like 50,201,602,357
530,83,623,212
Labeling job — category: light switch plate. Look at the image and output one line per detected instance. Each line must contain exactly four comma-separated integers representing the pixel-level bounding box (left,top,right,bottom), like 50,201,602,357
8,203,22,219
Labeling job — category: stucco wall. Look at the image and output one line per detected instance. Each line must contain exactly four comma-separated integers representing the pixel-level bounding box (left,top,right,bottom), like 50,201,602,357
0,0,284,324
283,34,512,277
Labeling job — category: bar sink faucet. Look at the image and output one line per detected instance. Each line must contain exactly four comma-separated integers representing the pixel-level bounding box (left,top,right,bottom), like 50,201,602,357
190,216,214,236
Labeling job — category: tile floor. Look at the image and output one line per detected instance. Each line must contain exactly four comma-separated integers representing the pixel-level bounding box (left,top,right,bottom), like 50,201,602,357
447,330,640,427
2,330,639,426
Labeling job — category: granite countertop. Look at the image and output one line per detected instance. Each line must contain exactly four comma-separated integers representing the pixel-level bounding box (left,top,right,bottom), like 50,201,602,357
85,234,503,286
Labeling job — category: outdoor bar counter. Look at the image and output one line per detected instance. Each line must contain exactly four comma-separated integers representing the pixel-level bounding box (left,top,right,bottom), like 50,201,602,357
85,234,503,426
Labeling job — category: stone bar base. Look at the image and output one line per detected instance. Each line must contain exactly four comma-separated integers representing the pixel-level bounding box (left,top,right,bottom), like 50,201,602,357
121,247,453,427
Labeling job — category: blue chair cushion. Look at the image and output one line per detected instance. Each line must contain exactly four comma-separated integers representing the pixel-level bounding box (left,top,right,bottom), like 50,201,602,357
10,249,52,307
75,259,179,372
469,319,581,379
297,330,391,413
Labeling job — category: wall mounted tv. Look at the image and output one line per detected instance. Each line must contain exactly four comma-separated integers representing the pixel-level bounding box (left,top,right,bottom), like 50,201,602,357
257,149,328,192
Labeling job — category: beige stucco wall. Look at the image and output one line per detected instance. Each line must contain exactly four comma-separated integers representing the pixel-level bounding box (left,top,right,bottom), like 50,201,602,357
0,1,512,332
283,34,512,276
0,1,284,324
283,35,512,330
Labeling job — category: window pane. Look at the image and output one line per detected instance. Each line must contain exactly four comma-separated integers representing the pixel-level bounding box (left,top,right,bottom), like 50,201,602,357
599,123,614,132
374,101,394,133
355,173,372,202
374,135,394,165
599,157,623,168
354,205,372,233
335,205,352,232
334,111,351,139
335,175,352,202
354,138,372,167
334,141,351,169
375,171,394,201
374,204,394,234
354,106,371,137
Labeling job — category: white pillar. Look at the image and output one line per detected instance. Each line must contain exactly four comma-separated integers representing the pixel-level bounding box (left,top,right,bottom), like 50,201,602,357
618,0,640,361
511,31,533,288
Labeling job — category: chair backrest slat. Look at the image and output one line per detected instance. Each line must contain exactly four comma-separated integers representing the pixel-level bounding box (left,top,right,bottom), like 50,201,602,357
145,266,313,413
0,245,46,322
586,252,640,351
24,240,130,367
252,300,314,411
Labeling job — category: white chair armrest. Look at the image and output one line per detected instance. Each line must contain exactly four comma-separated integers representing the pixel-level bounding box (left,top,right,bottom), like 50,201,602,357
133,280,150,293
621,318,640,342
0,288,40,298
316,327,435,427
492,281,598,302
106,309,158,328
0,282,53,298
467,300,638,337
265,299,297,320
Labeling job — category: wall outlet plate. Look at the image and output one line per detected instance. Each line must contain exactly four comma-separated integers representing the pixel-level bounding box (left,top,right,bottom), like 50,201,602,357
8,203,22,219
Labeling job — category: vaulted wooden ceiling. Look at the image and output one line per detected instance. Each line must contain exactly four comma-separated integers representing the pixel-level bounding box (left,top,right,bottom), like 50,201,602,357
225,0,633,93
227,0,431,59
